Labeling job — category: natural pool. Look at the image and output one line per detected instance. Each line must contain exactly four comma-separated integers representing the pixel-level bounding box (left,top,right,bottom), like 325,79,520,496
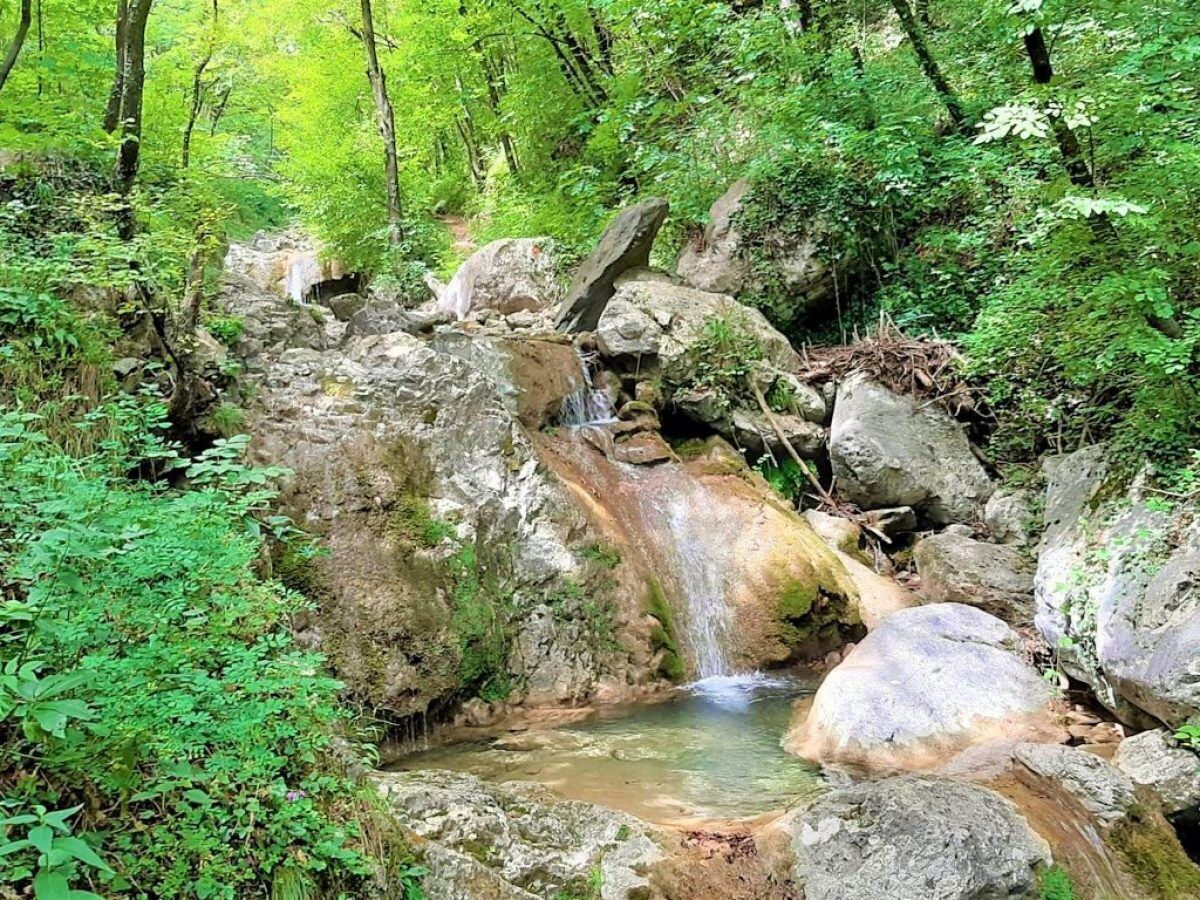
393,672,826,825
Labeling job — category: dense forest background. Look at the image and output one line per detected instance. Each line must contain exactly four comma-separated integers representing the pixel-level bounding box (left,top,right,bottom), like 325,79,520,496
2,0,1200,896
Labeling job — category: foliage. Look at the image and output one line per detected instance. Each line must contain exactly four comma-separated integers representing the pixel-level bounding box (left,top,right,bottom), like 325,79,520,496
644,580,684,682
672,316,764,418
1175,720,1200,751
757,458,807,506
1037,865,1077,900
0,406,420,898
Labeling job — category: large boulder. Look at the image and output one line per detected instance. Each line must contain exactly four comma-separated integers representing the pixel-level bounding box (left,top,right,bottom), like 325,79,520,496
786,603,1057,769
1115,729,1200,816
247,329,656,716
829,372,993,525
375,770,662,900
437,238,559,320
985,487,1038,546
556,199,669,333
773,776,1050,900
1013,743,1137,825
1036,446,1200,726
674,180,837,319
913,532,1035,624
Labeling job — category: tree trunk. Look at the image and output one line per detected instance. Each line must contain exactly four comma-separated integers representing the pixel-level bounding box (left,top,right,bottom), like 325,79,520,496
103,0,128,133
113,0,153,240
915,0,932,28
359,0,404,248
889,0,965,130
0,0,32,96
182,0,218,169
1021,25,1093,189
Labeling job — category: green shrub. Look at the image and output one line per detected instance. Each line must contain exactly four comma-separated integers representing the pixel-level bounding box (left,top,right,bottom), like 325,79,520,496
1037,865,1077,900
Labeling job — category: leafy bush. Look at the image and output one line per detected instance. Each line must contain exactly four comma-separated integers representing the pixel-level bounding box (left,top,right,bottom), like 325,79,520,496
0,406,418,898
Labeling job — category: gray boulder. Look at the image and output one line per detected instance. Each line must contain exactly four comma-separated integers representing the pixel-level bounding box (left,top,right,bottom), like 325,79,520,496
1013,743,1136,825
556,199,669,333
829,373,992,525
730,408,825,458
325,292,366,322
1114,729,1200,816
914,532,1035,624
375,770,661,900
674,179,837,319
437,238,559,320
786,603,1056,769
775,776,1049,900
1035,446,1200,725
985,487,1037,546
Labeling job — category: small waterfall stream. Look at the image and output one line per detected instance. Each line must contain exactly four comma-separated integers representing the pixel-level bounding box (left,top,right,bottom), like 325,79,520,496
559,349,616,427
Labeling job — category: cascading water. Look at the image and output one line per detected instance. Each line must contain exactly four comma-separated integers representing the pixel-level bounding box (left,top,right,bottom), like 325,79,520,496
559,348,617,427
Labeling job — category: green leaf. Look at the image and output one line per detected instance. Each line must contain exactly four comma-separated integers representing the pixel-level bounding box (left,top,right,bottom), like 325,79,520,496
53,837,113,874
28,825,54,855
33,869,71,900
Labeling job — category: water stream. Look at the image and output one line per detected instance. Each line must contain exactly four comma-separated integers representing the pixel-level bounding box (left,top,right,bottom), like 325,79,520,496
559,348,616,427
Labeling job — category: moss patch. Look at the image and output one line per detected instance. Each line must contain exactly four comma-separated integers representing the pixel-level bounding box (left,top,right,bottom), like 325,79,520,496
645,578,685,682
1109,808,1200,899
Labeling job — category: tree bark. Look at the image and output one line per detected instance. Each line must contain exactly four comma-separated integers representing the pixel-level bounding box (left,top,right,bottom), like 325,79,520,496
915,0,932,28
103,0,128,132
359,0,404,248
113,0,153,240
0,0,32,96
889,0,965,130
182,0,218,169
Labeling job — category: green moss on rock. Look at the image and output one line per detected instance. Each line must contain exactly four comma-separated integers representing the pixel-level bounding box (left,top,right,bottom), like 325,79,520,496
645,578,685,682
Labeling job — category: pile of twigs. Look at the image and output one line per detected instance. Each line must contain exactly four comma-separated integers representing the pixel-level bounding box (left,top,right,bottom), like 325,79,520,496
799,313,991,423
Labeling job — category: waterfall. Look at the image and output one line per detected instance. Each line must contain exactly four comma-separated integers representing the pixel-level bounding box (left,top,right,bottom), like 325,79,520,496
559,349,616,427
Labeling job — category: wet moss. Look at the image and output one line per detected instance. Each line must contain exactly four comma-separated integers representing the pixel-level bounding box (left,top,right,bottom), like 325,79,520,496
1109,807,1200,899
645,578,685,682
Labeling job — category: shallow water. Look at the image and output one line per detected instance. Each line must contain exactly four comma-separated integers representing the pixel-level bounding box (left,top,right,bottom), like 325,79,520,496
394,673,825,825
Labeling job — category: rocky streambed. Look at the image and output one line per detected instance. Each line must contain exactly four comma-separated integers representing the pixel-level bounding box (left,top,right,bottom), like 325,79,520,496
201,196,1200,898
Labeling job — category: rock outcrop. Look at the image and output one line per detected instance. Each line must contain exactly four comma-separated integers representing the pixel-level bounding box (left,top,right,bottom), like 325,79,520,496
674,180,838,320
786,603,1057,769
376,770,662,900
829,372,993,525
556,199,669,333
913,532,1035,624
1013,743,1137,825
436,238,559,320
773,776,1050,900
1036,445,1200,726
1115,729,1200,816
985,487,1037,546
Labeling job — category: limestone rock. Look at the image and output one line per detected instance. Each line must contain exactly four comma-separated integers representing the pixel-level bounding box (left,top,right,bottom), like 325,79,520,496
829,373,993,525
325,292,366,322
342,300,424,340
862,506,917,538
1035,446,1200,725
674,180,838,319
438,238,559,320
1114,729,1200,816
985,487,1037,546
375,770,662,900
914,532,1035,624
786,603,1056,769
802,509,863,558
774,776,1050,900
612,431,673,465
556,199,670,333
1013,743,1136,825
729,409,825,458
595,297,661,358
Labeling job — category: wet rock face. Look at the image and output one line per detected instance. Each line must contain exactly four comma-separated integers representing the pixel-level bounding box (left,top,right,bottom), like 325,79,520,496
1115,729,1200,816
829,372,993,525
786,603,1057,769
375,770,662,900
436,238,560,320
913,532,1035,624
556,199,670,333
1013,743,1136,825
1036,445,1200,726
774,776,1050,900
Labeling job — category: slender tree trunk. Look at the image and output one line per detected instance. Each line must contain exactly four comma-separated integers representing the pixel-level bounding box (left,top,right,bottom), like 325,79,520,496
1022,25,1093,189
889,0,965,130
0,0,32,96
208,84,230,135
103,0,128,132
454,115,485,188
359,0,404,248
915,0,932,28
113,0,152,240
589,8,613,76
182,0,218,169
35,0,42,96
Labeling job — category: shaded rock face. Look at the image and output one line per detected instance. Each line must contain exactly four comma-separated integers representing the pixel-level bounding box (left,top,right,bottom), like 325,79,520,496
774,776,1050,900
830,373,993,525
227,231,351,302
556,199,670,333
786,603,1057,769
913,532,1035,624
674,180,837,320
1036,445,1200,726
985,487,1037,546
246,329,656,716
437,238,559,320
376,770,662,900
1115,729,1200,816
